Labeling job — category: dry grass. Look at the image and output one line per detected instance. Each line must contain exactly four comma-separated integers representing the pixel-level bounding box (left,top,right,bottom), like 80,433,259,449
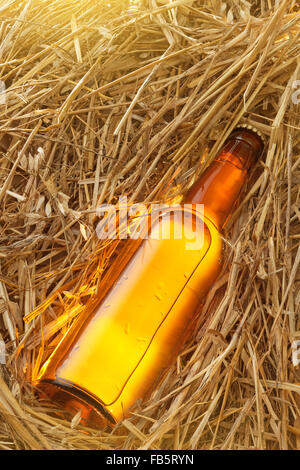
0,0,299,450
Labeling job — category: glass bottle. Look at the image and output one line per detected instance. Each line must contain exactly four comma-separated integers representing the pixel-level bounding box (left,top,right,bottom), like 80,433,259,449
34,125,264,427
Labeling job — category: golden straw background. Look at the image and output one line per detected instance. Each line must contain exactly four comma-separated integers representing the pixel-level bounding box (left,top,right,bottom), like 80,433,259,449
0,0,299,450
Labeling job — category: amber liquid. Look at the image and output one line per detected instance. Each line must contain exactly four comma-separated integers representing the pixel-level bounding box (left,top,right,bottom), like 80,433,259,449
35,129,263,427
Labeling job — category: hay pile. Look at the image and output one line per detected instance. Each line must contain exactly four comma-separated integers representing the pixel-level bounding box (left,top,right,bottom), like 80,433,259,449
0,0,299,450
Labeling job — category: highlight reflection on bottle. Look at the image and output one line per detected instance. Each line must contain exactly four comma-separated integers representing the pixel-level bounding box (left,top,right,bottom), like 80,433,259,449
35,125,264,427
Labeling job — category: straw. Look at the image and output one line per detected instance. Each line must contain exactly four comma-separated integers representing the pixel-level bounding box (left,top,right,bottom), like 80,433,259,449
0,0,299,450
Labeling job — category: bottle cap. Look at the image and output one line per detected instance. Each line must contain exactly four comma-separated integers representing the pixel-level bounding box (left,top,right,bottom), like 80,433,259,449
234,123,265,146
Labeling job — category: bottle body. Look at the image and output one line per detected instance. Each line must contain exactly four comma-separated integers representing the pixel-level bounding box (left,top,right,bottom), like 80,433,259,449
35,126,263,427
36,207,222,425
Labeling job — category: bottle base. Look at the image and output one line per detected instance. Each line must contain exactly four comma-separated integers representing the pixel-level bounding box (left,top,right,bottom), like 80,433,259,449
37,378,116,428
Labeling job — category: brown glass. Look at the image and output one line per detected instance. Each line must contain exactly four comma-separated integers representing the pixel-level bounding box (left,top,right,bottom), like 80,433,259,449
35,128,264,427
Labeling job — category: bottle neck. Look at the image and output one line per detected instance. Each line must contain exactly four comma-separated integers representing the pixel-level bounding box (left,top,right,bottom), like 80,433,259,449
183,130,263,229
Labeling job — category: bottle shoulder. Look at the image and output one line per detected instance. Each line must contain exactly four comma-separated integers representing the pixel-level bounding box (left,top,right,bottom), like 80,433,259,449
150,204,223,259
